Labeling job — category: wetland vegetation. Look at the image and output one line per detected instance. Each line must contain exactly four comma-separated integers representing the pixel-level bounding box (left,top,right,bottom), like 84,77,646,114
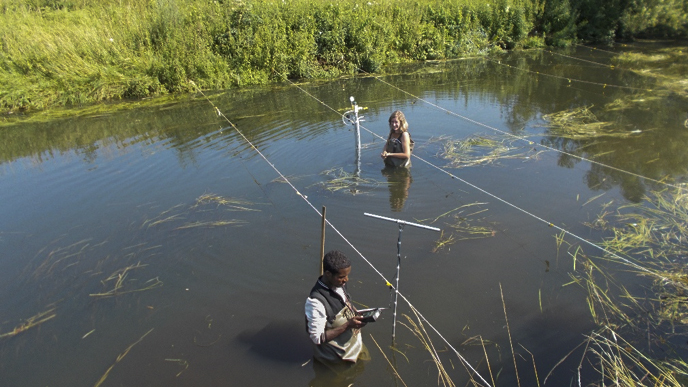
1,1,688,386
1,0,686,113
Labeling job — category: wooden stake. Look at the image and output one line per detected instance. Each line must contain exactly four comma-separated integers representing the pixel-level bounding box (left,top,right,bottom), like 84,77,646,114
320,206,326,275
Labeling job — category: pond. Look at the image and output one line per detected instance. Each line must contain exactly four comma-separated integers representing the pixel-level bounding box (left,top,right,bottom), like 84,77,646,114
1,43,687,386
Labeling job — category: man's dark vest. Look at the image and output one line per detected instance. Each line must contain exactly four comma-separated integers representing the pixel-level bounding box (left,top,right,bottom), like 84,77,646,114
309,278,349,326
306,277,365,363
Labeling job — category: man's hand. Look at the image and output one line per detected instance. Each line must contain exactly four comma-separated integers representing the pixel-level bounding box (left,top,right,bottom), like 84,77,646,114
323,315,366,342
348,315,367,329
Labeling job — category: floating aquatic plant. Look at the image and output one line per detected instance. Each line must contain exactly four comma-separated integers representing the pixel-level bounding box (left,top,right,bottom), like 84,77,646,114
89,262,162,298
420,203,497,252
540,106,641,140
313,167,384,194
143,193,258,230
0,307,57,340
437,134,543,168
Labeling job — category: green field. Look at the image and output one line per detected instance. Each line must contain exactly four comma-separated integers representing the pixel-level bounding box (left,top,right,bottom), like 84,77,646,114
0,0,686,112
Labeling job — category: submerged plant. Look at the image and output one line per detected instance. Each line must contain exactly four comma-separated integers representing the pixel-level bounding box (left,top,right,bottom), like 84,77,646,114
0,307,57,340
421,203,497,252
89,262,163,298
193,194,261,211
437,134,543,168
144,193,258,230
540,105,641,140
313,167,384,194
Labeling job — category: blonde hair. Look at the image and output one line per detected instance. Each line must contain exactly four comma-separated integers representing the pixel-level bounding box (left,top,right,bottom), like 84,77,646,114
388,110,409,137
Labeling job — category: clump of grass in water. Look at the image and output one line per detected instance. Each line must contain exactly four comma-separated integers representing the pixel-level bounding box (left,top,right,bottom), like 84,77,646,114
419,203,497,252
613,48,688,99
436,134,543,168
540,105,641,140
0,307,57,340
313,167,384,194
89,262,163,298
587,188,688,324
192,194,261,212
143,193,258,230
556,187,688,385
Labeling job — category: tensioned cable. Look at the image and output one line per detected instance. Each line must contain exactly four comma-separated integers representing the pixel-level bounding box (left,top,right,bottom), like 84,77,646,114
575,43,627,56
365,72,684,192
278,74,679,282
484,56,652,91
188,80,493,387
541,49,616,69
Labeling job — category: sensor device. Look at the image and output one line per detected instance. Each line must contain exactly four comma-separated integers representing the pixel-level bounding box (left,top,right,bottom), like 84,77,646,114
357,308,383,323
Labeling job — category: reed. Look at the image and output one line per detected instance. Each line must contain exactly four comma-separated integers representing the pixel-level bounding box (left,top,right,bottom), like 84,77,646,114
193,193,261,211
0,307,57,339
422,203,496,251
175,220,247,229
563,187,688,385
399,311,456,387
500,283,521,387
143,193,258,230
432,230,458,253
93,328,154,387
370,334,409,387
32,238,92,279
89,262,163,298
164,358,189,377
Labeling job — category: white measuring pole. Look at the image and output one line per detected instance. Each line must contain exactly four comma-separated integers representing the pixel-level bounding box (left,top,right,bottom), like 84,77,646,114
364,213,441,341
343,96,364,177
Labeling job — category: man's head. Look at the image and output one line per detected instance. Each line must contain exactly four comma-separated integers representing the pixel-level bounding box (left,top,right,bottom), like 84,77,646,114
322,250,351,288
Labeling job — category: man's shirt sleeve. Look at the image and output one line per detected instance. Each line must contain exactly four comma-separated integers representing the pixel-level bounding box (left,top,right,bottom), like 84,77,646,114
305,297,327,345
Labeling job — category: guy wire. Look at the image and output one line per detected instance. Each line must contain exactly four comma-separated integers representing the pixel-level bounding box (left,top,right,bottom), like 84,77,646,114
575,43,628,56
485,56,651,91
365,73,677,278
541,49,617,69
366,71,685,192
188,79,494,387
275,71,686,366
280,73,675,281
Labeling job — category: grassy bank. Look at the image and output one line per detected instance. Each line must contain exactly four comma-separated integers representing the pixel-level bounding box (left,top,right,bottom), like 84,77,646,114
1,0,686,113
0,0,534,112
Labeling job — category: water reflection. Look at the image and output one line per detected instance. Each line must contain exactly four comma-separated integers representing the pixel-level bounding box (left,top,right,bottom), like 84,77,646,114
381,167,413,212
2,44,688,386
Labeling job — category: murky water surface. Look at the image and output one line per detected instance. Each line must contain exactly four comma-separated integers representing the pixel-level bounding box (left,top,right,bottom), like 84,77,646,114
1,44,687,386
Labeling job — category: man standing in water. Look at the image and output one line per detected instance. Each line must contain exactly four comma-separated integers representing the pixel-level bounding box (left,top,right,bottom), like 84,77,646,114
305,250,368,368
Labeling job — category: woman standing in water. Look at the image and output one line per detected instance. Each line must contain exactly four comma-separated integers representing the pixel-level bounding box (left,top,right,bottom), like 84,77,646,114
381,110,412,167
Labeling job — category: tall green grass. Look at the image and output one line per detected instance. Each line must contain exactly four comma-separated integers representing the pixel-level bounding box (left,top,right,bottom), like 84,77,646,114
0,0,531,111
0,0,685,112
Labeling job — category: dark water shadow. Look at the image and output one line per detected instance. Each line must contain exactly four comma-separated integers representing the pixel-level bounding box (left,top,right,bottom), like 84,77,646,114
236,319,312,363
